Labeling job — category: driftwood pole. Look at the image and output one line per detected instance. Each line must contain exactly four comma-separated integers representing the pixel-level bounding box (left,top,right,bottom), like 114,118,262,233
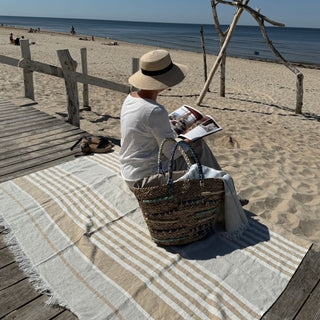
20,39,35,100
296,73,304,114
200,25,208,83
218,0,304,113
211,0,228,97
197,0,250,105
57,49,80,127
80,48,90,110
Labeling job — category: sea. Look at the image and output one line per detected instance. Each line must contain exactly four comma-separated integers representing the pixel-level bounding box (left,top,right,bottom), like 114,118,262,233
1,15,320,66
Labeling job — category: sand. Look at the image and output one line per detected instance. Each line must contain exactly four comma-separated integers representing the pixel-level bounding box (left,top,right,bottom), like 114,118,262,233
1,26,320,246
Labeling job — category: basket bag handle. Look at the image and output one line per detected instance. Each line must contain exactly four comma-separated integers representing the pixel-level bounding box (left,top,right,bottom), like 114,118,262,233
168,140,205,186
157,138,192,174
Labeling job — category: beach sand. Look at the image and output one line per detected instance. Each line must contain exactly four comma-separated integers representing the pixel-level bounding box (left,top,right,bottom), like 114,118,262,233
1,27,320,246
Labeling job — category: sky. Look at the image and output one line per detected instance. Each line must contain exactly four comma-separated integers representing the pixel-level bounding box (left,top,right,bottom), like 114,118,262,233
0,0,319,28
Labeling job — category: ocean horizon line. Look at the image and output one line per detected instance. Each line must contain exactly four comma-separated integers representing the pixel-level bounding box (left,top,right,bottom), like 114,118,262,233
1,14,319,30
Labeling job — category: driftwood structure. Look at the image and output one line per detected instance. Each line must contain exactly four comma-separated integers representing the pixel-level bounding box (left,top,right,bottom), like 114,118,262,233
197,0,249,105
0,39,131,127
198,0,304,114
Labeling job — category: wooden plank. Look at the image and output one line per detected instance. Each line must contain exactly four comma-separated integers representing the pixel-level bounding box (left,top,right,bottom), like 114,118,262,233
0,262,27,290
0,122,76,143
0,278,41,318
0,55,20,67
0,100,20,105
0,118,63,138
0,151,82,183
0,247,16,268
0,147,82,177
0,105,45,115
18,58,64,78
0,138,84,168
2,295,66,320
0,113,54,127
0,103,20,109
1,129,84,158
262,244,320,320
0,125,82,146
295,280,320,320
75,72,130,93
0,114,58,131
0,109,41,121
0,107,21,114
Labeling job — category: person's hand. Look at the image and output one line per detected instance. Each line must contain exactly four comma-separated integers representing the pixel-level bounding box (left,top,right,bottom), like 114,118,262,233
183,138,193,145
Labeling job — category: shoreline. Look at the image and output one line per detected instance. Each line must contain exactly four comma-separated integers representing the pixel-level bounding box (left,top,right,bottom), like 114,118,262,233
2,25,320,70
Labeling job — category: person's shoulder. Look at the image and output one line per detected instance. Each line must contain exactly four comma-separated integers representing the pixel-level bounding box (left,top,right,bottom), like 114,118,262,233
149,103,167,119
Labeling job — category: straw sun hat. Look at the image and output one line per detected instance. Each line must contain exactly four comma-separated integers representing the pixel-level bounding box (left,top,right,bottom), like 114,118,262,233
129,50,188,90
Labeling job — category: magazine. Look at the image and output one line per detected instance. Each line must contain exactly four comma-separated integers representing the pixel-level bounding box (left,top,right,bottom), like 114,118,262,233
169,105,222,141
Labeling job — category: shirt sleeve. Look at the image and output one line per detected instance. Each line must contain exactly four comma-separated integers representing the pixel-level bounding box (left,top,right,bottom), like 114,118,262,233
148,106,178,159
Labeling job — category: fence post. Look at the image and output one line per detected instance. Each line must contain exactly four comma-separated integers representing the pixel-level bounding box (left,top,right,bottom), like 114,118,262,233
295,73,304,114
20,39,35,100
80,47,90,110
57,49,80,127
131,57,139,91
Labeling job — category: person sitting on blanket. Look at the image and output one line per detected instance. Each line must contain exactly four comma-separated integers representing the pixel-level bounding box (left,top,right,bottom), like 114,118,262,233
119,49,248,206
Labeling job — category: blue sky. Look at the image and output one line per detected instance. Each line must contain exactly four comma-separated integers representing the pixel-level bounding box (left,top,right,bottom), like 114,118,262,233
1,0,319,28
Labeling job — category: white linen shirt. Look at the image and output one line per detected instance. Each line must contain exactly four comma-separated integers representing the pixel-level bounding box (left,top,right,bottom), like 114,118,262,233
119,94,176,182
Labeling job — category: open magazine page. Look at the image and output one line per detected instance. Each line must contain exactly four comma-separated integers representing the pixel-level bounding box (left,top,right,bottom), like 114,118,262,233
169,105,204,135
179,115,222,141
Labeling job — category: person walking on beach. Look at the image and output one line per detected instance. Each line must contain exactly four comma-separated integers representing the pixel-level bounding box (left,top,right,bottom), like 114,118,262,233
71,26,75,35
119,49,222,188
9,33,14,44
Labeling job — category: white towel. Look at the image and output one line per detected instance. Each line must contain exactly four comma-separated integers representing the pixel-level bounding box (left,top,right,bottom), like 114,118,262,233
175,164,248,238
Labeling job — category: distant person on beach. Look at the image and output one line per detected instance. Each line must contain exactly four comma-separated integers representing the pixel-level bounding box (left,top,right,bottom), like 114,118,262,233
14,37,20,46
71,26,76,34
9,33,14,44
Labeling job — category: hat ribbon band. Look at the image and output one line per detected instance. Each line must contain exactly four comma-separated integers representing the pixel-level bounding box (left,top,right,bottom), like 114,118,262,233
141,62,173,76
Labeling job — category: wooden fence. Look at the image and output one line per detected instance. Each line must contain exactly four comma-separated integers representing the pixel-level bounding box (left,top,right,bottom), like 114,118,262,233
0,39,139,127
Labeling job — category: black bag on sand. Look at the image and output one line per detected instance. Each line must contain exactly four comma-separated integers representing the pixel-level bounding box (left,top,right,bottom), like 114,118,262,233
70,136,113,154
132,139,224,246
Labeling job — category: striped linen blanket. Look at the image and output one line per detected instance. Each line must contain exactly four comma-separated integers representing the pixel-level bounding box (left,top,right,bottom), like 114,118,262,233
0,149,311,320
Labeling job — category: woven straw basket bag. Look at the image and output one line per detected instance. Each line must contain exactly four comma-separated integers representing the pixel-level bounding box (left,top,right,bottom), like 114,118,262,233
132,139,224,246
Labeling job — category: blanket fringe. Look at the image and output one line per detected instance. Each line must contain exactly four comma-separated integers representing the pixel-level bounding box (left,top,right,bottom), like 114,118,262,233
0,218,71,309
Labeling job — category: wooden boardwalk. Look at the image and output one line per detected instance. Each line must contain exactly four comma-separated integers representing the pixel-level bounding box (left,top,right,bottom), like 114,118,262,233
0,99,83,319
0,99,319,319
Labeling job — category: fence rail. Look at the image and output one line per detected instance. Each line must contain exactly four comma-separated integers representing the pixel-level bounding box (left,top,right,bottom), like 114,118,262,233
0,39,135,127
